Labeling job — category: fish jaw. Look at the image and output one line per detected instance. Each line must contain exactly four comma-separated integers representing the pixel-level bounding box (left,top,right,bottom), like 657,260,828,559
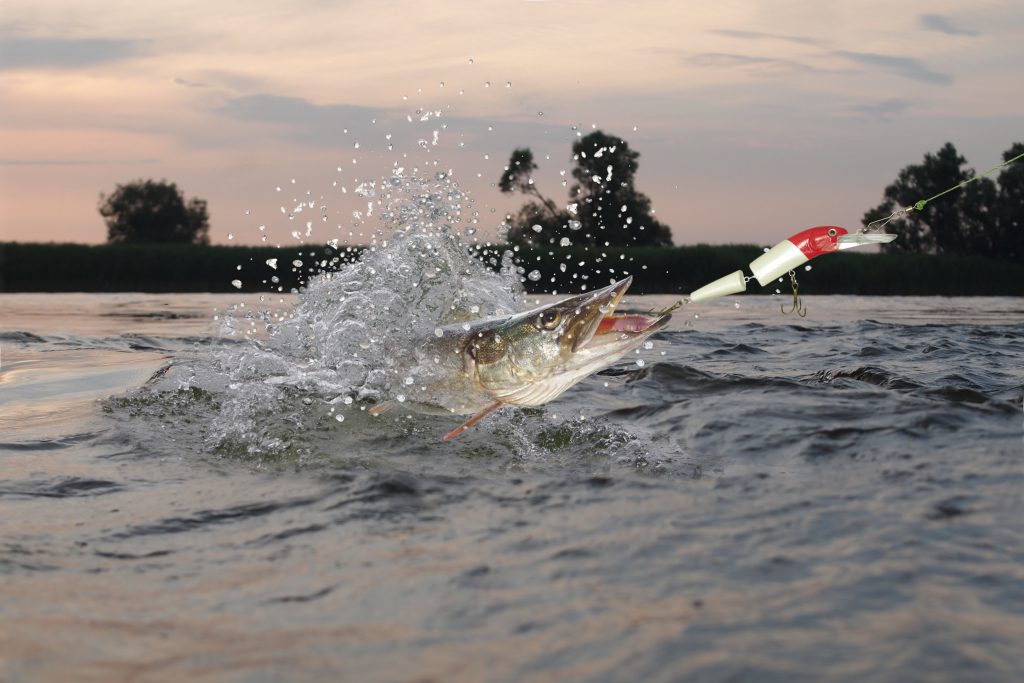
477,277,671,406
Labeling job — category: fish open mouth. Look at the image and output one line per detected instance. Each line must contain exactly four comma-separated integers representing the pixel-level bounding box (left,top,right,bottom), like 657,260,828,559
573,276,672,352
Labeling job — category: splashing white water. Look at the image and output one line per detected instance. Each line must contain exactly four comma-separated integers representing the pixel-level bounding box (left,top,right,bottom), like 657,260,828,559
206,170,524,452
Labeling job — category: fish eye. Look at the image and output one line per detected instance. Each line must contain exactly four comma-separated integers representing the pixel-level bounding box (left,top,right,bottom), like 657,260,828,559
828,228,837,236
535,310,561,330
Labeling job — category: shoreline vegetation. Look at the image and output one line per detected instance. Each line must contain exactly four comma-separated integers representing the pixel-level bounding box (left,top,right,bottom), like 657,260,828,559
2,241,1022,296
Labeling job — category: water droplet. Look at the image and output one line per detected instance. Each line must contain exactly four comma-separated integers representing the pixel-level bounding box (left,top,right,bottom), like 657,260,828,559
335,414,345,422
505,81,511,88
468,58,474,64
805,265,812,271
292,259,303,267
531,224,543,233
397,394,407,403
568,220,582,231
227,233,234,240
559,237,571,247
643,341,654,350
266,258,278,269
231,279,242,289
636,359,646,367
527,270,542,281
537,111,544,116
434,328,444,338
404,376,414,385
484,81,490,88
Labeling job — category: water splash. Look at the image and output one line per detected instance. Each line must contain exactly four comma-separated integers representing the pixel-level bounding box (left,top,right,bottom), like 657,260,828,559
206,170,524,453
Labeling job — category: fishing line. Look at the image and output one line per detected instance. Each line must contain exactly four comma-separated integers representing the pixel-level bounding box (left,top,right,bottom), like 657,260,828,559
650,150,1024,317
864,150,1024,233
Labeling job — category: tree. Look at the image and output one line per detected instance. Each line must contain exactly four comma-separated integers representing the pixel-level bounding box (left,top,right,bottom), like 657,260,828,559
100,179,210,245
862,143,997,257
568,131,673,247
994,142,1024,263
501,132,673,247
498,148,560,220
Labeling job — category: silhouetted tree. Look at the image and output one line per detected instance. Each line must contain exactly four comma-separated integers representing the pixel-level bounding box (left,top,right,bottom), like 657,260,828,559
994,142,1024,263
568,131,673,247
100,179,210,245
862,143,997,257
499,148,559,220
501,133,673,247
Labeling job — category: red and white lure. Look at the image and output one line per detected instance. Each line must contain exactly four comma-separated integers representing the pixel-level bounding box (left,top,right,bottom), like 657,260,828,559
687,226,897,309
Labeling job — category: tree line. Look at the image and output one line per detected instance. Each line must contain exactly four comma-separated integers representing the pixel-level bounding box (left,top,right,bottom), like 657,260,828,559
95,138,1022,266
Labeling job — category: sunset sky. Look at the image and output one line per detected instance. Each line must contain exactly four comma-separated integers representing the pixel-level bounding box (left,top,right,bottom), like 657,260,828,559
1,0,1022,247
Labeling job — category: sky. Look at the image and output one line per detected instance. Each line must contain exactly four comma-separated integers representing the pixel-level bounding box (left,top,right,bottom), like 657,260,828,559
1,0,1022,247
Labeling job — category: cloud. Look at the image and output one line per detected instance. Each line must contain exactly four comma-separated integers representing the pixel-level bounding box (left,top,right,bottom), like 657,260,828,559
688,53,779,68
833,50,952,84
686,52,822,74
218,94,383,125
216,94,393,145
848,98,912,120
216,93,555,152
712,29,822,46
919,14,977,36
173,77,210,89
0,35,142,70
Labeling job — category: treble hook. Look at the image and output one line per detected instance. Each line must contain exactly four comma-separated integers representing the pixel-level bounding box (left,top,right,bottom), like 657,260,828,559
780,270,807,317
650,297,688,317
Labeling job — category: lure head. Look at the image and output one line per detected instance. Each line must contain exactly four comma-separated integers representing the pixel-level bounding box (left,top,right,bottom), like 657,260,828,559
787,226,848,259
788,225,897,257
461,277,670,406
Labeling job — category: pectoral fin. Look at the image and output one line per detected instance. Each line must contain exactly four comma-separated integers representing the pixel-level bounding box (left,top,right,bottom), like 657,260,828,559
443,401,504,441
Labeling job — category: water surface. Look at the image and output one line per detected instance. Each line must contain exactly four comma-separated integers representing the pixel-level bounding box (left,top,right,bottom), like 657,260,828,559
2,291,1022,682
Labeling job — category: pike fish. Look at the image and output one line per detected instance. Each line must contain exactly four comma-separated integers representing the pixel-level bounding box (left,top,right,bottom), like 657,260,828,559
373,276,671,439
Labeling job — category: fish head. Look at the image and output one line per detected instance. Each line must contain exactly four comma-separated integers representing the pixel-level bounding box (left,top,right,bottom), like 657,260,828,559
463,276,671,406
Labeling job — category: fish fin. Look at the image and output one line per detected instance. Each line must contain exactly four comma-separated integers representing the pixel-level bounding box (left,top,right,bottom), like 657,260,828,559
443,401,504,441
368,402,394,416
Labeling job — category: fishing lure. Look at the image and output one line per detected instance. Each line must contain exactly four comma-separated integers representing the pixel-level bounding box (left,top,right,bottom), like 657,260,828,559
687,226,896,305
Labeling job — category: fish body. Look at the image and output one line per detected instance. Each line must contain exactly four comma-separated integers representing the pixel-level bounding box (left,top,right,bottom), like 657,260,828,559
385,277,670,438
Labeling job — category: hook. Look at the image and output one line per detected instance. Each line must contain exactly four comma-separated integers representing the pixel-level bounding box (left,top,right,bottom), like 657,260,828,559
651,297,688,317
780,270,807,317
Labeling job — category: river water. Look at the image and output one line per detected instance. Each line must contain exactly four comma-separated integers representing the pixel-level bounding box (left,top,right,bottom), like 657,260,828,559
2,285,1023,682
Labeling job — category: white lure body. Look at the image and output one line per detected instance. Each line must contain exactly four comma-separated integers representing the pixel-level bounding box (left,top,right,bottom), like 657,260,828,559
689,270,747,303
748,240,809,287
